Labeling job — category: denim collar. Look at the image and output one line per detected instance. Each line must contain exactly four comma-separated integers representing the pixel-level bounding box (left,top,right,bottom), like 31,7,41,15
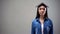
36,18,48,23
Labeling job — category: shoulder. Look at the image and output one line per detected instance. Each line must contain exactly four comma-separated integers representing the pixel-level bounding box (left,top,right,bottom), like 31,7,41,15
47,18,53,25
47,18,52,22
32,18,38,25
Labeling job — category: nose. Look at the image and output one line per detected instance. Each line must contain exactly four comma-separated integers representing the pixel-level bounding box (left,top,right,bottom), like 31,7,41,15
41,9,44,12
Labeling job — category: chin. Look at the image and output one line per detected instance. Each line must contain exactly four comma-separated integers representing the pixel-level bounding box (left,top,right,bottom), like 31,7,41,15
40,14,44,16
40,15,44,16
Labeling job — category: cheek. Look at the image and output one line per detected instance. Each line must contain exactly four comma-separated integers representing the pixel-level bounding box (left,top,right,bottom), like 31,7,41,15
38,10,41,13
38,11,41,15
44,11,46,14
43,11,46,15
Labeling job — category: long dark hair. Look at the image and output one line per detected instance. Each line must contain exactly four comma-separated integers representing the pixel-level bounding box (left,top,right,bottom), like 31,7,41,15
36,3,48,19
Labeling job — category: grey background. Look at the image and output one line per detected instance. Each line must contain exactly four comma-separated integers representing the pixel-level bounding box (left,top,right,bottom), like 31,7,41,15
0,0,60,34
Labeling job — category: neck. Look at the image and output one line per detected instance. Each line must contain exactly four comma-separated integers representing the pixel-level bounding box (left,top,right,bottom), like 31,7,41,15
40,16,44,20
39,16,44,24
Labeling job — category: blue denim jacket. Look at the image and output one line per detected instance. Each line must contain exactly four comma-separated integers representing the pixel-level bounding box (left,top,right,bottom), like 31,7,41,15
31,18,53,34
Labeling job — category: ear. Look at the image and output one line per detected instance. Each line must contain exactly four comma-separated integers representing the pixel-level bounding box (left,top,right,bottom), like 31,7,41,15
44,8,46,13
45,8,46,12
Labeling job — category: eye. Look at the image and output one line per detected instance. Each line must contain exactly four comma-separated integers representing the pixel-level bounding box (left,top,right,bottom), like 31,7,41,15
40,8,45,10
43,8,45,10
40,8,41,10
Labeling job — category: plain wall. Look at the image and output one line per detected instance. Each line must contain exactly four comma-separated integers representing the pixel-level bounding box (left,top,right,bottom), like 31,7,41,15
1,0,60,34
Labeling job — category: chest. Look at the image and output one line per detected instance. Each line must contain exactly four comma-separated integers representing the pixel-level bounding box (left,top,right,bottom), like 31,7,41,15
36,21,51,32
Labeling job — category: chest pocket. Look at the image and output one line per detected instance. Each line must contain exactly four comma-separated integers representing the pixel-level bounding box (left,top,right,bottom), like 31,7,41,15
45,23,51,33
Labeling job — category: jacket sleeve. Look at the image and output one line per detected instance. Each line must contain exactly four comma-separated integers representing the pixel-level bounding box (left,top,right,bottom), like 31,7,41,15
49,20,53,34
31,21,35,34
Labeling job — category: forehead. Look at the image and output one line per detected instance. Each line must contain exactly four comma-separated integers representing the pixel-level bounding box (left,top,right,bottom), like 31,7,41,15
39,6,46,8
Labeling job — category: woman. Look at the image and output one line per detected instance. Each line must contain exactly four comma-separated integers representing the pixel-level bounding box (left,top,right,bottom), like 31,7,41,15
31,3,53,34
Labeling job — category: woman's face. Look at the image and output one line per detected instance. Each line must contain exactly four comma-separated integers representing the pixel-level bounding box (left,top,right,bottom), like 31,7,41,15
38,6,46,16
